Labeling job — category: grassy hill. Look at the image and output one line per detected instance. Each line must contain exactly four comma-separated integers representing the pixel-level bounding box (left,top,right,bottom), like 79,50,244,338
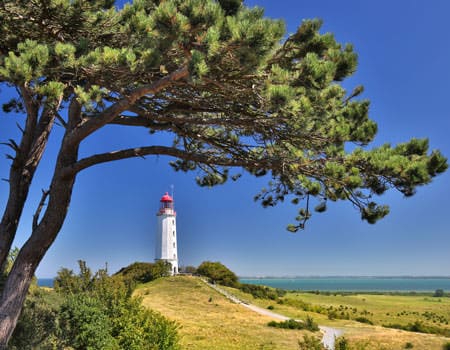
136,276,450,350
135,276,315,350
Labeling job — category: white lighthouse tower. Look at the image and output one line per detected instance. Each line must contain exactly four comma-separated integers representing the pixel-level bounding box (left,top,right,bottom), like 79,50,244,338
155,192,178,275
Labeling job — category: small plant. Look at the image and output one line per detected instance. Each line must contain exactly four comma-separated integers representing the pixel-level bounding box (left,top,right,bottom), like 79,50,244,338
268,317,319,332
404,342,414,349
267,305,274,310
433,289,445,297
298,335,325,350
305,315,320,331
208,297,213,302
328,309,338,320
335,337,350,350
443,342,450,350
268,319,304,330
354,316,373,325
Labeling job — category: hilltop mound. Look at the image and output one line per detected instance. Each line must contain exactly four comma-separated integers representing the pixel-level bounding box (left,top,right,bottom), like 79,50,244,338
135,276,311,350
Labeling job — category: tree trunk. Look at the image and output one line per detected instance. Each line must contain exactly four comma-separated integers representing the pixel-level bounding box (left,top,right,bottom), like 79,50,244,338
0,130,78,347
0,102,58,269
0,174,31,271
0,172,76,347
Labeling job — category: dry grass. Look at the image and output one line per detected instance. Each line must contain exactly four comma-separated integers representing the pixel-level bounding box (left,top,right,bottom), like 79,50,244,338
136,276,315,350
342,325,449,350
136,277,450,349
221,286,450,349
292,292,450,330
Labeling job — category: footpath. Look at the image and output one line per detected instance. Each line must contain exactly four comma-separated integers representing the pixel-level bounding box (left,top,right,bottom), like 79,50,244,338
202,279,343,350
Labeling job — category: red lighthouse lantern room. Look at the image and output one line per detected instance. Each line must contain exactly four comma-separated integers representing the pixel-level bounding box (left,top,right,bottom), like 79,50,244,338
159,192,175,214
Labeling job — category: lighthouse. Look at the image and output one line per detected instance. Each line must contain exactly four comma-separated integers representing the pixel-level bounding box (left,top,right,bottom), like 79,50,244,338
155,192,178,275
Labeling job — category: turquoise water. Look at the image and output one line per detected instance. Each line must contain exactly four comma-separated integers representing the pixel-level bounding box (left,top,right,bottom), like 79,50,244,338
39,277,450,292
239,277,450,292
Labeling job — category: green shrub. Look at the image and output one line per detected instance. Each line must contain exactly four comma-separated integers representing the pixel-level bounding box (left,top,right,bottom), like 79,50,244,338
268,319,304,330
197,261,239,287
354,316,373,325
111,298,179,350
238,283,285,300
114,260,171,287
383,320,450,337
335,337,350,350
14,261,180,350
328,309,338,320
305,315,320,331
298,335,326,350
59,294,118,349
268,317,319,332
404,342,414,349
433,289,445,297
9,289,61,350
267,305,274,310
443,342,450,350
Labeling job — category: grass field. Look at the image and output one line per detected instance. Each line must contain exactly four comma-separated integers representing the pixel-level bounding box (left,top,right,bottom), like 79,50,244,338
289,292,450,330
137,276,450,349
136,276,318,350
222,285,450,349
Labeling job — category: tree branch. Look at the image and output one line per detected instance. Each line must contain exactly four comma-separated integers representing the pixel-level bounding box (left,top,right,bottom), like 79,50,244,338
70,65,189,144
32,189,49,231
55,113,67,129
64,145,273,176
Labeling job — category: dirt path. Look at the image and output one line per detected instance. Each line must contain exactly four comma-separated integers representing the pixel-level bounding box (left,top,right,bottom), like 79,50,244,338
203,280,343,350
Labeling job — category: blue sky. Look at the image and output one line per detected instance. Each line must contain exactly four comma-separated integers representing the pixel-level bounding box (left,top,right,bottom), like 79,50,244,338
1,0,449,277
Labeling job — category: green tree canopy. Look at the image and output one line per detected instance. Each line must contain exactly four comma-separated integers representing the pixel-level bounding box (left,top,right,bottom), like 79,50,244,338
114,260,172,287
0,0,447,346
197,261,239,287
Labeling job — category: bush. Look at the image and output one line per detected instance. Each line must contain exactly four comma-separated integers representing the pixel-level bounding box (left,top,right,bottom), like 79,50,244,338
434,289,445,297
354,316,373,325
114,260,172,287
268,319,304,330
238,283,285,300
335,337,350,350
14,261,180,350
298,335,326,350
404,342,414,349
9,289,61,349
59,294,118,349
383,320,450,337
268,316,319,332
305,315,320,331
110,298,179,350
443,342,450,350
197,261,238,287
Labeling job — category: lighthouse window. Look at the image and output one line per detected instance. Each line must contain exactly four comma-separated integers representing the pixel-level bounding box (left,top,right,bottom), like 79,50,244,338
172,220,174,225
173,242,176,248
173,231,175,236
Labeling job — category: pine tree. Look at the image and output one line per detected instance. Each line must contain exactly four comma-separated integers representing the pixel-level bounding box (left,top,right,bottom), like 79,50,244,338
0,0,447,346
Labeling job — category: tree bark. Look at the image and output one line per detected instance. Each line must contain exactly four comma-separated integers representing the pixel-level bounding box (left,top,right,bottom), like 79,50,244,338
0,177,77,348
0,102,58,270
0,117,76,347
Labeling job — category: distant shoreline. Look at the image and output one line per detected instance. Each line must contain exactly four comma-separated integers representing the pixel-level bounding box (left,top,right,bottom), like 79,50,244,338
239,276,450,292
239,276,450,279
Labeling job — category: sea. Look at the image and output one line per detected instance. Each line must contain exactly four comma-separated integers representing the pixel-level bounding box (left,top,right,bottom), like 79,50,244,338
38,277,450,292
239,277,450,292
38,278,54,288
